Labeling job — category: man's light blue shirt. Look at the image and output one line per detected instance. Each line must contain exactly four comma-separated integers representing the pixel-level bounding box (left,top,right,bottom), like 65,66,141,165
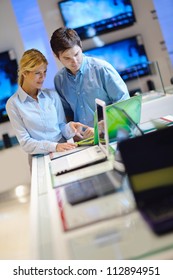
6,87,75,155
54,54,130,127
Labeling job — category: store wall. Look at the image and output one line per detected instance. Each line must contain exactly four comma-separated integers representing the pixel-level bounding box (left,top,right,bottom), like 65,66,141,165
0,0,172,139
0,0,24,138
0,1,24,58
38,0,172,91
153,0,173,71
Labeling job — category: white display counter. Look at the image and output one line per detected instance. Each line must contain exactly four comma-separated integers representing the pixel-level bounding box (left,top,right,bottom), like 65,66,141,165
30,93,173,260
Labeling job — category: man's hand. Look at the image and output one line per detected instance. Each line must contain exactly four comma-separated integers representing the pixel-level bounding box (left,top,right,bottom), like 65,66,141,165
70,122,94,139
82,127,94,139
69,122,88,138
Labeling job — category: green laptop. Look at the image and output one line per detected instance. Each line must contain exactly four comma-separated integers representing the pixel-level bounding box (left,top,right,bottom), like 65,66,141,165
77,95,142,146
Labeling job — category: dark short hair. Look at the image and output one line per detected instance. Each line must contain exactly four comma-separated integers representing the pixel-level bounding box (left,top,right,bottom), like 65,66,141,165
50,27,82,57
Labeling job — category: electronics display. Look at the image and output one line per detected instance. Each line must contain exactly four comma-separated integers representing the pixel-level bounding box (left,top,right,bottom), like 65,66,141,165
84,35,150,81
0,50,18,123
58,0,136,40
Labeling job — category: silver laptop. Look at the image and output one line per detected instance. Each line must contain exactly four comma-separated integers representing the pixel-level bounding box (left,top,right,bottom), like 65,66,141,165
49,99,109,176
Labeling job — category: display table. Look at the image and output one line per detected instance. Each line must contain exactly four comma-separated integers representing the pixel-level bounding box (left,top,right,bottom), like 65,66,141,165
30,155,173,260
30,93,173,260
141,93,173,122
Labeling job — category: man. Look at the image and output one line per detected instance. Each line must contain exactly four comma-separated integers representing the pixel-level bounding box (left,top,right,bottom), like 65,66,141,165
50,27,130,131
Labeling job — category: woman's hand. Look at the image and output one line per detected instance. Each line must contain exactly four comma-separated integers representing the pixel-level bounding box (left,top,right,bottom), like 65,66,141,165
56,142,77,152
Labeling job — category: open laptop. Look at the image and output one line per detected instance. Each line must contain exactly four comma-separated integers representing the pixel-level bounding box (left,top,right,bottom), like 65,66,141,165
118,125,173,235
59,99,127,205
54,99,138,211
50,96,142,176
49,99,109,176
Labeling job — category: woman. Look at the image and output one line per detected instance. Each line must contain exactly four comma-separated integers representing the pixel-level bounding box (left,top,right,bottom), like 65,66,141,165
6,49,89,159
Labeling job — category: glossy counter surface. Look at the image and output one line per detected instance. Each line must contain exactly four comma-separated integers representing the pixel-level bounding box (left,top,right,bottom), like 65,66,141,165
30,155,173,260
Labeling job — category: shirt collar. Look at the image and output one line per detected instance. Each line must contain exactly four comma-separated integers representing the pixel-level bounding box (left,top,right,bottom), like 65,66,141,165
79,54,86,74
18,86,45,102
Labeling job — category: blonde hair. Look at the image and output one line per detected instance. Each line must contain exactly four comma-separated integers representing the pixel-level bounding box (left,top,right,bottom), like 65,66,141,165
18,49,48,86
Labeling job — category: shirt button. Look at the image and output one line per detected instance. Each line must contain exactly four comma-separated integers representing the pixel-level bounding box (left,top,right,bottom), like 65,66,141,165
78,92,80,95
81,105,83,108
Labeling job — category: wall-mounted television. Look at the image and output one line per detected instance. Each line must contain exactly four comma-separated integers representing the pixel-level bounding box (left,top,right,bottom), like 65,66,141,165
0,50,18,123
83,35,151,81
58,0,136,40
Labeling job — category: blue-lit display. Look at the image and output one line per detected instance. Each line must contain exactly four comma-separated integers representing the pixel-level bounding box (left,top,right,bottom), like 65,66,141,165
84,36,150,81
0,50,18,123
58,0,136,40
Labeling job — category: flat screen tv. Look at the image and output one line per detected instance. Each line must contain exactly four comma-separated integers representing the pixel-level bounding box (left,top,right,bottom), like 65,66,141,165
58,0,136,40
83,35,151,81
0,50,18,123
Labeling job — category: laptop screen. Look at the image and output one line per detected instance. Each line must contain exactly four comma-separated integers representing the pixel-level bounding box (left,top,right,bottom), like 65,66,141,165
106,105,143,143
95,96,143,158
95,98,109,157
110,95,142,124
105,95,142,143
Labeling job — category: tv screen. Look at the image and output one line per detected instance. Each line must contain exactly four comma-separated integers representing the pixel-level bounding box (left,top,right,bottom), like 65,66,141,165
0,50,18,123
83,35,150,81
58,0,136,40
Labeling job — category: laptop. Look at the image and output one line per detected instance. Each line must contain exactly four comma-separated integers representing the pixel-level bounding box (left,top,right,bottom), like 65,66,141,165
118,125,173,235
49,98,109,176
54,99,136,211
60,99,128,205
50,96,142,176
61,98,143,203
64,169,123,205
78,95,142,147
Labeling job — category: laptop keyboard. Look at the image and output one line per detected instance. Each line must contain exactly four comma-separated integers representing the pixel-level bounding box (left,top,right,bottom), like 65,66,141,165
64,171,122,205
147,196,173,221
50,145,106,175
68,146,103,167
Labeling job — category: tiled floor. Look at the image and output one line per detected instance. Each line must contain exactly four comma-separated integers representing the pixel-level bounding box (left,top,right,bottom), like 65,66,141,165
0,190,31,260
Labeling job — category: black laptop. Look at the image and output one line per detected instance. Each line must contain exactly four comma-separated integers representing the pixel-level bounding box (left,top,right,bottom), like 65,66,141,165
118,125,173,235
